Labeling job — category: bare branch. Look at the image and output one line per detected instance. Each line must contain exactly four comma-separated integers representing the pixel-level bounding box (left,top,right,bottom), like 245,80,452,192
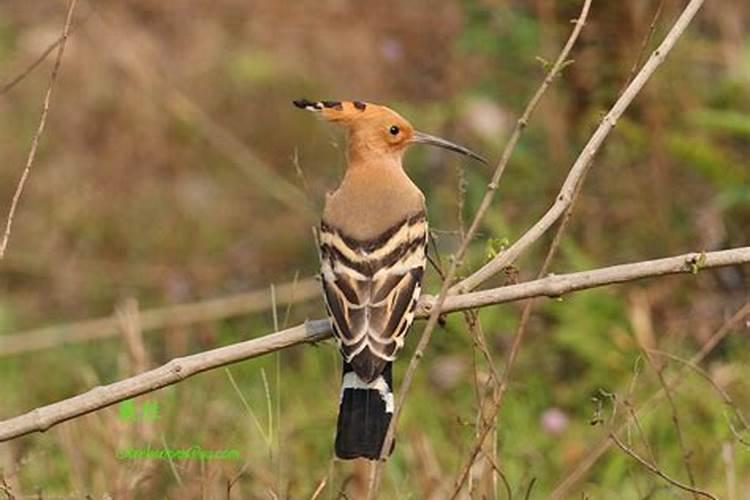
0,0,78,260
451,0,708,294
1,246,746,443
0,278,320,356
0,319,330,443
427,248,749,314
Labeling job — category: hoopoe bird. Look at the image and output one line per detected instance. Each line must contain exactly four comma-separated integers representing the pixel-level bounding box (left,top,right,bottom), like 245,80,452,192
294,99,486,460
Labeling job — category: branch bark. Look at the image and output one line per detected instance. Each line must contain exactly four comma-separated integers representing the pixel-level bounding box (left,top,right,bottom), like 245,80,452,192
1,246,747,442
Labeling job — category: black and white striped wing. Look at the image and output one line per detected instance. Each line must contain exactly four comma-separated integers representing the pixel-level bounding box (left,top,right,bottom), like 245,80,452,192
319,213,427,380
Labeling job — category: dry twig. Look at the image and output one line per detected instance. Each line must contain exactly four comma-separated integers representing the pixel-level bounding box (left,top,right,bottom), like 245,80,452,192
549,300,750,498
637,336,699,496
0,0,78,260
0,9,92,96
647,349,750,445
609,432,717,499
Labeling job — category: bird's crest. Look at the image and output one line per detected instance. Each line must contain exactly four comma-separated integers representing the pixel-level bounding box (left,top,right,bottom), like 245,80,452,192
292,98,397,124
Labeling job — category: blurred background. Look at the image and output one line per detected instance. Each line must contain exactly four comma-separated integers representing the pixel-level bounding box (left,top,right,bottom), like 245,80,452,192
0,0,749,498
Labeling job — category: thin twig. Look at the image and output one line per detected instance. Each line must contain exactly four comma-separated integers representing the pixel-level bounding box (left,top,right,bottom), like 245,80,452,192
455,156,502,496
638,341,698,496
565,26,670,472
448,302,532,498
456,163,468,243
365,2,593,496
451,173,579,494
550,300,750,498
271,283,284,495
619,0,665,95
0,0,78,260
463,310,501,388
609,432,717,499
225,368,272,450
462,309,501,497
523,477,537,500
282,270,302,330
485,452,513,500
647,349,750,442
458,152,593,489
0,10,93,96
160,433,183,486
291,148,317,211
722,441,738,500
227,461,251,499
309,476,327,500
1,11,95,98
1,36,60,96
116,298,150,376
0,247,747,442
622,357,658,464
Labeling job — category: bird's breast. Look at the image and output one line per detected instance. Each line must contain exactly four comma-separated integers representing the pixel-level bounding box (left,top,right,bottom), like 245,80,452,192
322,167,425,241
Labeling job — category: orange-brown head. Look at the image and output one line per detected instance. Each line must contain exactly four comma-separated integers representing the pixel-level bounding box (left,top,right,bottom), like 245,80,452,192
293,99,487,166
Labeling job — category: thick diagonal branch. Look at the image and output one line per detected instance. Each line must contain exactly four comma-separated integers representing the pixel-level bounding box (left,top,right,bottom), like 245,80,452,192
1,246,747,442
451,0,708,294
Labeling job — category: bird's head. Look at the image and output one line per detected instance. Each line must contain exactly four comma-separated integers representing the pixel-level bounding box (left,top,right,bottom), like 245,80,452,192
293,99,487,165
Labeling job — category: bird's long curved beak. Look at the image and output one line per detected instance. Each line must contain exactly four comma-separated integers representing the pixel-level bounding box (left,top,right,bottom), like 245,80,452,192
410,131,488,165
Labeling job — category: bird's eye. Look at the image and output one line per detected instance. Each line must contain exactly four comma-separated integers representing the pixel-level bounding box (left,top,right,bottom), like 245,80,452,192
389,125,400,136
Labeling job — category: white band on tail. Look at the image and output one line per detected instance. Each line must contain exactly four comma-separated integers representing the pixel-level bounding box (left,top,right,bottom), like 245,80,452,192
341,372,394,414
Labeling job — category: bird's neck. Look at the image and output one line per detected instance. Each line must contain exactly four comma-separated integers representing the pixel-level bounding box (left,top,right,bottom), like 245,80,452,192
345,156,403,175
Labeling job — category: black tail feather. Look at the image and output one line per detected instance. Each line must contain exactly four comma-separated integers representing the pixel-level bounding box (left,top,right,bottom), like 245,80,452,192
335,362,394,460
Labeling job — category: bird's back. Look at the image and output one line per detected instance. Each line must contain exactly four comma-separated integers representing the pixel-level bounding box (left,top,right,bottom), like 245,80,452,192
319,163,427,382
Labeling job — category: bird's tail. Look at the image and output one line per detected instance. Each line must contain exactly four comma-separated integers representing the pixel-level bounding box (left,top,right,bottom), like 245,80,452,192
335,362,395,460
